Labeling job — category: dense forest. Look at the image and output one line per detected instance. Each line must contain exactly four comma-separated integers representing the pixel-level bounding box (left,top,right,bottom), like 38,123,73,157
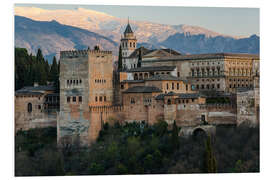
15,48,59,91
15,121,259,176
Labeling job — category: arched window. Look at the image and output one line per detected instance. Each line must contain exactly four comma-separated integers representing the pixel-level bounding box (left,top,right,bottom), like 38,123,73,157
167,99,171,105
133,42,135,48
134,73,138,80
130,42,132,47
27,103,32,113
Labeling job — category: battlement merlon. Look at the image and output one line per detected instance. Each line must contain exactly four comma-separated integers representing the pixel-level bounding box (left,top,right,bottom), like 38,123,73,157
60,49,113,59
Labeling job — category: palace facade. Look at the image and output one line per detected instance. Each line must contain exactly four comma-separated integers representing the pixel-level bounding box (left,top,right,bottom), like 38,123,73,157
15,22,260,146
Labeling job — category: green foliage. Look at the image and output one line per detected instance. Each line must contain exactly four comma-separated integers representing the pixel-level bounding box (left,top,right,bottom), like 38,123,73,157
171,121,180,149
206,97,231,104
15,125,259,176
118,45,122,71
15,48,59,91
137,48,142,68
204,135,217,173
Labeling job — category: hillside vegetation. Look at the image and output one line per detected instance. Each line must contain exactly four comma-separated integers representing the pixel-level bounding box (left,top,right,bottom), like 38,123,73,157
15,122,259,176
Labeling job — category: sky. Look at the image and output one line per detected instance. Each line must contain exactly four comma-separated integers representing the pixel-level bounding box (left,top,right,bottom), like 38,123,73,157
16,4,259,37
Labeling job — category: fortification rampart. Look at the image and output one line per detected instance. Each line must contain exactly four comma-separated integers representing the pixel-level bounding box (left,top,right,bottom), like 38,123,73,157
60,50,112,59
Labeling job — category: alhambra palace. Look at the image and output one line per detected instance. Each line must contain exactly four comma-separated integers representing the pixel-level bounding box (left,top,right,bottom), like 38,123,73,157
15,22,260,146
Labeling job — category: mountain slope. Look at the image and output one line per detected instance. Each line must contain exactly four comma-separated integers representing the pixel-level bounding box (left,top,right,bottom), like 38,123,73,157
14,7,236,44
159,33,259,54
15,15,118,62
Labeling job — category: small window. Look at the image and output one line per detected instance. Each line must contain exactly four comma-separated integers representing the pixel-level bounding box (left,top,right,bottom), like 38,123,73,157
80,79,82,84
131,98,135,104
27,103,32,113
73,96,76,102
79,96,82,102
38,105,41,109
166,83,169,90
99,96,102,102
67,97,70,103
121,84,124,89
67,80,69,84
167,99,171,105
177,83,179,90
76,80,78,85
95,96,98,102
104,96,106,102
172,83,174,90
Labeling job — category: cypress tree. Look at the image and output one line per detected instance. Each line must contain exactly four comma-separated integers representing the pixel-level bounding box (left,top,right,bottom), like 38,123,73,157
205,135,217,173
171,120,180,149
50,56,59,91
118,45,123,71
137,48,142,68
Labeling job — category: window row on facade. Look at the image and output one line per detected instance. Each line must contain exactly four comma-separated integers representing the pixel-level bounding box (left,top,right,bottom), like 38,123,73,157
95,96,107,102
227,68,252,76
195,84,220,90
191,67,221,77
191,61,222,66
95,79,106,83
166,82,189,91
122,42,136,48
67,96,82,103
67,79,82,86
167,98,195,105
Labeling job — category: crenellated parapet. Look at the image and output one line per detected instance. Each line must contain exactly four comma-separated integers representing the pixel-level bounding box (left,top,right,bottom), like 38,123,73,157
60,49,112,59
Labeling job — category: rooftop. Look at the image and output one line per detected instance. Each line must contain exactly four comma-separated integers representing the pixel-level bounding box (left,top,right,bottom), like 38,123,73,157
155,92,204,100
15,85,56,96
124,23,133,34
123,86,162,93
145,74,187,82
143,53,259,62
126,66,176,72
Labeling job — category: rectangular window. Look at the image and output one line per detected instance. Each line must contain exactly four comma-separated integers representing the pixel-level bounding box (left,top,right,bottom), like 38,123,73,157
73,96,76,102
67,97,70,103
79,96,82,102
104,96,106,102
186,84,188,91
172,83,174,90
177,83,179,90
99,96,102,102
167,83,169,90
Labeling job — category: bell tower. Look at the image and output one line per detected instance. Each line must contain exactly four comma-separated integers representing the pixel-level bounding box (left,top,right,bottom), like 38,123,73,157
120,19,137,58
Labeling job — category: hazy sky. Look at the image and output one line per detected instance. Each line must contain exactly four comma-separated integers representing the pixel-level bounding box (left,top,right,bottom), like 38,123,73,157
16,4,259,37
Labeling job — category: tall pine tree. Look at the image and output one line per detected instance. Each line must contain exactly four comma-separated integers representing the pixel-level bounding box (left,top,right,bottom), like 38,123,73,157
137,48,142,68
118,45,123,71
204,135,217,173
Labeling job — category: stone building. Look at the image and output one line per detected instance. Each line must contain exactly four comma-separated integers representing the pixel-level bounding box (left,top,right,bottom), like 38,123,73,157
15,84,59,132
142,53,259,93
58,47,115,145
15,21,259,146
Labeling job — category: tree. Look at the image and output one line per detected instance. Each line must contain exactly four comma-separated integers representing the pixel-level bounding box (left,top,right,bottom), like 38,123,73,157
118,45,123,71
137,48,142,68
171,120,180,149
49,56,59,91
204,135,217,173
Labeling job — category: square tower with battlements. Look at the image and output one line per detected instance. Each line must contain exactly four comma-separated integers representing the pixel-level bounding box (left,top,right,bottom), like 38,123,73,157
58,47,114,146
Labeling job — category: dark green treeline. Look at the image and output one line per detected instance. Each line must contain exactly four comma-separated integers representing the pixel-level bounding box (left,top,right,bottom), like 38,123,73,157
15,48,59,91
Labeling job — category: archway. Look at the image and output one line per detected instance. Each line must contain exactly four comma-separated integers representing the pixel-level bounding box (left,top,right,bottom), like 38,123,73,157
192,128,207,140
